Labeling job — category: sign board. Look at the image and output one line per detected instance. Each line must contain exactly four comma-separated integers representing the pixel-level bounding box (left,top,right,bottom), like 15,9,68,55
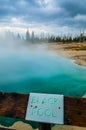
26,93,64,124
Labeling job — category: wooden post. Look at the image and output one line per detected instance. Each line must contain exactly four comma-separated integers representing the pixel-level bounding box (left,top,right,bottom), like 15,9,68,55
39,123,51,130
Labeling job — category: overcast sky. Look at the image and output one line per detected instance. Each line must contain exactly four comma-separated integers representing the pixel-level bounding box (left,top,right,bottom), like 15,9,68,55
0,0,86,36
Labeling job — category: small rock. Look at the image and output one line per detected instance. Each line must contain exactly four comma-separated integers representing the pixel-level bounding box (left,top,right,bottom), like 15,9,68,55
10,121,33,130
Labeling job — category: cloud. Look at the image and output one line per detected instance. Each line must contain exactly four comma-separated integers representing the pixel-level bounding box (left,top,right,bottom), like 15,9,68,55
0,0,86,35
56,0,86,27
35,0,61,14
58,0,86,16
74,14,86,22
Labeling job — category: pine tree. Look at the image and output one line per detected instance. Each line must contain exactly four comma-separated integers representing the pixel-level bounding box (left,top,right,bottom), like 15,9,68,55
26,29,30,42
17,33,21,40
31,31,35,43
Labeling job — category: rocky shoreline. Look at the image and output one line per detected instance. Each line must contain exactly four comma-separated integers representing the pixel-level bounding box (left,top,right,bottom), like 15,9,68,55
47,42,86,67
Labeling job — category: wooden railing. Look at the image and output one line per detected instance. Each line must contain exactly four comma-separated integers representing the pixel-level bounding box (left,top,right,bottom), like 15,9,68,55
0,92,86,130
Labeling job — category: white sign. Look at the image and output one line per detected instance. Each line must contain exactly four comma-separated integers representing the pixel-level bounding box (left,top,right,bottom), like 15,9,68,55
26,93,64,124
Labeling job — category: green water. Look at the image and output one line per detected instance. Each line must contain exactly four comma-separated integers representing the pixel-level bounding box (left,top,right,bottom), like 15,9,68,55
0,46,86,127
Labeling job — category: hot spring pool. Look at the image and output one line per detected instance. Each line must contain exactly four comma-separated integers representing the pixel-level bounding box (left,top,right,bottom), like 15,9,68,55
0,46,86,97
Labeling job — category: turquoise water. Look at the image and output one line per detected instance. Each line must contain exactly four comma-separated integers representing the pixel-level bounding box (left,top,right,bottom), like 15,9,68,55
0,46,86,97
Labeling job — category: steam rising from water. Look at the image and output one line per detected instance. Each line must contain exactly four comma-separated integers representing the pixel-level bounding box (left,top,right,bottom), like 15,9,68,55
0,40,86,97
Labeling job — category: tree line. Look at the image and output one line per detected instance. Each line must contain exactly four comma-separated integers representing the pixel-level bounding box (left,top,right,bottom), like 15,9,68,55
0,29,86,44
